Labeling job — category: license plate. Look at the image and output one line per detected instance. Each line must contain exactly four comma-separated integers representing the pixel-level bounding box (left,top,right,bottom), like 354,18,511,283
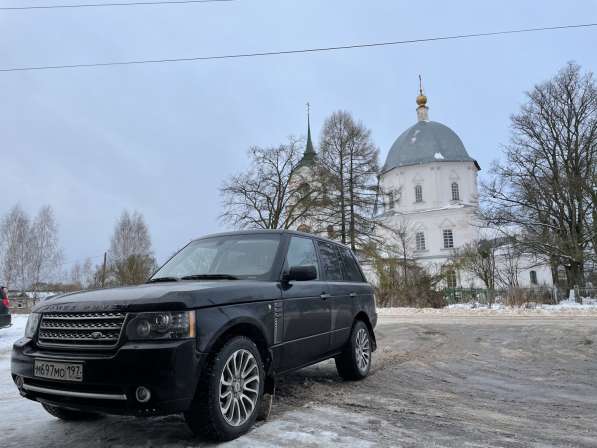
34,360,83,382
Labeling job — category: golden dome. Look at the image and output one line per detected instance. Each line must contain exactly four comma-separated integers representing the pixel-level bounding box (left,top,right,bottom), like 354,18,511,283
416,74,427,106
416,93,427,106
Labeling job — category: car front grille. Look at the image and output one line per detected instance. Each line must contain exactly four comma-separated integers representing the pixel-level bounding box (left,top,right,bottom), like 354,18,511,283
38,312,127,348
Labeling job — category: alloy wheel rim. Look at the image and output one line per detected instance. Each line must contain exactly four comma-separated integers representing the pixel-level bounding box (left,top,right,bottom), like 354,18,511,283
355,328,370,372
219,349,260,427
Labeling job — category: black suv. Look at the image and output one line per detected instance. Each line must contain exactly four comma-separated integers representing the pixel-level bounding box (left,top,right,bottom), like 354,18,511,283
11,230,377,441
0,286,11,329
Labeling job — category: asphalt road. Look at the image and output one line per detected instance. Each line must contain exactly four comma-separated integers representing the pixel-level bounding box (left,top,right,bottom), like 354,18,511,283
2,315,596,447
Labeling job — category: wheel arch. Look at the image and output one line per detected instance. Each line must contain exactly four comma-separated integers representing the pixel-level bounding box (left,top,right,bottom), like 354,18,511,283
354,311,377,351
203,318,272,374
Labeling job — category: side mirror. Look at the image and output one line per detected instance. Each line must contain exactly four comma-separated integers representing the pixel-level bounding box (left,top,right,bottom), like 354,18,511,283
285,265,317,282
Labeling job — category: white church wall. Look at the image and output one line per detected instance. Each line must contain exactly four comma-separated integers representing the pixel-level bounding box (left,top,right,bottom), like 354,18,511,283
379,161,478,214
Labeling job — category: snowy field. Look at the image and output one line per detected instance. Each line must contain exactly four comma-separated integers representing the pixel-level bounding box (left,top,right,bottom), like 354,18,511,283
1,313,597,447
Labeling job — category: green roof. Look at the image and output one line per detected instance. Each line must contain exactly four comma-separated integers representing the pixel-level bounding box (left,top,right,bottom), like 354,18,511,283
297,114,316,168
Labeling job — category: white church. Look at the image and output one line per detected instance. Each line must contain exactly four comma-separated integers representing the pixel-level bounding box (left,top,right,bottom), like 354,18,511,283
296,85,554,289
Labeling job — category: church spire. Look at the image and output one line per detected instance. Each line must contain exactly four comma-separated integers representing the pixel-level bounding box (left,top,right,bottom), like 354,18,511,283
416,75,429,122
297,102,316,169
305,102,315,156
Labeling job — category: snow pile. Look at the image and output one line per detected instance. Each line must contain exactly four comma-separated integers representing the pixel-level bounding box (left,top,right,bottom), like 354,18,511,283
378,301,597,316
434,152,445,160
0,314,27,355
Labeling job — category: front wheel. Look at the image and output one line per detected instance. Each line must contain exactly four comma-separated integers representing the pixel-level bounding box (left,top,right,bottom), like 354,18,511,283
184,336,264,441
335,320,372,380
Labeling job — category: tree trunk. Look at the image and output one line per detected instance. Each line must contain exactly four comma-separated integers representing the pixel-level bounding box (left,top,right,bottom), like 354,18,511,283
565,261,584,294
349,152,356,250
339,153,346,244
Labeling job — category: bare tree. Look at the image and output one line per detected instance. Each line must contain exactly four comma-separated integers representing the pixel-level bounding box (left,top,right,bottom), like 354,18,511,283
482,62,597,292
70,257,95,289
28,206,63,295
495,241,523,288
220,137,319,230
452,240,498,290
376,218,416,284
109,210,156,286
317,111,380,250
0,205,30,291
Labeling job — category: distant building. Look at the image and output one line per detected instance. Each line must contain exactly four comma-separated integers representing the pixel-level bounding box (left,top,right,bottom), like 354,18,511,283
9,292,40,314
293,86,554,289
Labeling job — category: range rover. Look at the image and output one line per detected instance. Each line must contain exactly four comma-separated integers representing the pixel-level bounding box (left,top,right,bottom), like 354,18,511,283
11,230,377,441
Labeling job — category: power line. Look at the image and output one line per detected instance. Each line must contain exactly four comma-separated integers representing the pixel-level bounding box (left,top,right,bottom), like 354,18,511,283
0,0,235,10
1,23,595,73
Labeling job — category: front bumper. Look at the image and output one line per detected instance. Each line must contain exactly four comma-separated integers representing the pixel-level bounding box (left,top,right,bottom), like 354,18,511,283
0,313,11,329
11,337,205,416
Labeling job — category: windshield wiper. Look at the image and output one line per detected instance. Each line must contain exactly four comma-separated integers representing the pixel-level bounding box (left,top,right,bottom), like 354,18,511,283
180,274,239,281
147,276,180,283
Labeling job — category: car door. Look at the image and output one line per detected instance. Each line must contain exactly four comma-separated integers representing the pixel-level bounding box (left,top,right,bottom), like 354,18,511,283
316,241,354,353
279,236,331,371
330,246,370,351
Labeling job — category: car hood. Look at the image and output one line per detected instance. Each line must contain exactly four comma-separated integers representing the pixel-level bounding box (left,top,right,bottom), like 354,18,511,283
33,280,281,313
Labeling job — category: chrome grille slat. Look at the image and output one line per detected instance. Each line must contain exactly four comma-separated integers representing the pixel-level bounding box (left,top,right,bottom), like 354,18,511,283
40,323,122,330
38,312,126,348
42,313,125,320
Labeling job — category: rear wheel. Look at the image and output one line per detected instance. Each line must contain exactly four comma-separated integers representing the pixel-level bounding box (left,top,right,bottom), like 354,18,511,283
184,336,264,441
335,320,372,380
41,403,101,420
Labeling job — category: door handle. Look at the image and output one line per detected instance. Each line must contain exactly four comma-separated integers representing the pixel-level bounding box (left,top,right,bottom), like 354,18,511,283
320,293,331,300
349,292,357,297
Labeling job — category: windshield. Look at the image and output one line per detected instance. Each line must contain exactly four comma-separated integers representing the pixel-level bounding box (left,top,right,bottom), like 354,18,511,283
151,234,281,281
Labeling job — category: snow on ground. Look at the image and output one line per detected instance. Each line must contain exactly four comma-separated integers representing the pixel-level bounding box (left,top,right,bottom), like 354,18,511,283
2,314,597,446
378,299,597,316
0,314,27,355
225,406,379,448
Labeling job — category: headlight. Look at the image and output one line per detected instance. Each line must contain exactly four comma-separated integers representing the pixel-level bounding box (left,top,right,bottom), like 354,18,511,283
125,311,196,341
25,313,41,339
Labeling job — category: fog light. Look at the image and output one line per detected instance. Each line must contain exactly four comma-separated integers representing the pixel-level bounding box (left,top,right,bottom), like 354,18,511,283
14,375,24,389
135,386,151,403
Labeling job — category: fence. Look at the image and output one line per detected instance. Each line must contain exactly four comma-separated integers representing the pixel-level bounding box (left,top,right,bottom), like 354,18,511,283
442,287,568,306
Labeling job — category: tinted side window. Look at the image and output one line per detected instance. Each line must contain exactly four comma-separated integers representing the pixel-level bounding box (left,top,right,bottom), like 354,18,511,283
286,237,319,279
339,247,364,282
317,242,343,281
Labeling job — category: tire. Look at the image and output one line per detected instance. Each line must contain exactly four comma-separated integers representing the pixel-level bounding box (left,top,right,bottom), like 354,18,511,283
41,403,102,421
335,320,372,381
184,336,265,442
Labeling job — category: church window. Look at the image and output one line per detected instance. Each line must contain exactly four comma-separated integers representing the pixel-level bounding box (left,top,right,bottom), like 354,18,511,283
388,192,395,209
415,185,423,203
445,270,457,288
530,270,538,285
443,229,454,249
451,182,460,201
415,232,426,251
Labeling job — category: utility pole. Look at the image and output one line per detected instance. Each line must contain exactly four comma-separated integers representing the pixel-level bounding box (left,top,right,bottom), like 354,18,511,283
101,252,107,288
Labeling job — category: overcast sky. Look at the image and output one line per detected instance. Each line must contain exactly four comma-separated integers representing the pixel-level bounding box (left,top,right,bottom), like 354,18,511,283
1,0,596,272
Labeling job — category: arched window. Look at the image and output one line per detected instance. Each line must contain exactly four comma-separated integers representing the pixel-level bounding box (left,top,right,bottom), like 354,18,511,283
443,229,454,249
451,182,460,201
415,232,426,251
445,270,457,288
415,185,423,203
529,270,538,285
